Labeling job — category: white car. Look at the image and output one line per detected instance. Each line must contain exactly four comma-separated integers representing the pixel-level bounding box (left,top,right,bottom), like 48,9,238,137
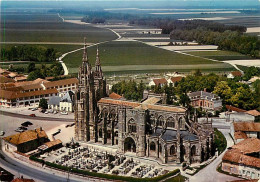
45,111,48,114
61,111,68,115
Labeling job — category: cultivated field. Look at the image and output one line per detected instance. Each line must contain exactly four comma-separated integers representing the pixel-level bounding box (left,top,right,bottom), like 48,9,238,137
0,12,117,43
185,50,253,61
63,41,233,74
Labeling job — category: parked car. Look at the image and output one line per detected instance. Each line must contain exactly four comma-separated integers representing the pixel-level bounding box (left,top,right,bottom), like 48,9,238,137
45,111,48,114
54,111,58,114
31,108,37,111
61,111,68,115
29,114,36,117
0,131,5,136
28,107,33,110
21,121,33,127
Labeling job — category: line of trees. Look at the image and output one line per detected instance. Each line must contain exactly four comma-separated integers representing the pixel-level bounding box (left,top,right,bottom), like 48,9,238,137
129,18,247,34
170,28,260,58
1,45,60,62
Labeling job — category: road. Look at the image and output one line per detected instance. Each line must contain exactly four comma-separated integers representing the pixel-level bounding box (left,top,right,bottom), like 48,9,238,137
188,125,240,182
0,149,81,182
0,110,74,122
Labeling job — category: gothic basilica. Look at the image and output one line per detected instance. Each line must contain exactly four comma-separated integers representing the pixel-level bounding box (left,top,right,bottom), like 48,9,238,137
75,39,215,164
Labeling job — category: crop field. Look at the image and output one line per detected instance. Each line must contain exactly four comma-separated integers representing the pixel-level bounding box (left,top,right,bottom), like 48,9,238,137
185,50,253,61
1,12,118,43
63,41,234,74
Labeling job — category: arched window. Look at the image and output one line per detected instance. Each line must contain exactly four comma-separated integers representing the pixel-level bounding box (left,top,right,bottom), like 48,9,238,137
191,145,196,156
158,116,164,127
167,117,175,128
170,145,175,155
150,142,156,151
128,119,137,133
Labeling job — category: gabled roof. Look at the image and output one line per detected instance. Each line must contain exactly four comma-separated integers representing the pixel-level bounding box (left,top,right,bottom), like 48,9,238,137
153,78,167,85
231,71,243,77
3,128,48,146
232,138,260,154
170,76,183,83
234,122,260,132
226,105,246,113
109,92,122,100
234,131,248,140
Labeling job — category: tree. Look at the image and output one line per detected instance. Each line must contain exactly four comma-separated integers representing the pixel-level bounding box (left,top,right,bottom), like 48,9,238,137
27,62,36,73
213,81,232,104
179,93,190,107
39,98,48,109
27,69,44,81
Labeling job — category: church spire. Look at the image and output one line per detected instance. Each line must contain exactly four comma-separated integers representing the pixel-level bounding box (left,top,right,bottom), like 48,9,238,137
95,45,100,66
82,37,88,62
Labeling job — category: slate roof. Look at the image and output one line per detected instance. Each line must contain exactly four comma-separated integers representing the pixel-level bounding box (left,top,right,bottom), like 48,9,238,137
48,96,61,105
188,91,221,101
151,129,198,142
60,91,74,103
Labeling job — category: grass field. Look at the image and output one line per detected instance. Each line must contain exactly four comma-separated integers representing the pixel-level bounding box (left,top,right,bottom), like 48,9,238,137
185,50,253,61
63,41,234,74
1,12,118,43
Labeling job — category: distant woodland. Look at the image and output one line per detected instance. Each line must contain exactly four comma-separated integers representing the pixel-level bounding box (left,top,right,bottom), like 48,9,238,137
1,45,60,62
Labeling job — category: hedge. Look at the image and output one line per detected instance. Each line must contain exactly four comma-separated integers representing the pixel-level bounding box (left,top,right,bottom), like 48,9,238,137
30,155,180,182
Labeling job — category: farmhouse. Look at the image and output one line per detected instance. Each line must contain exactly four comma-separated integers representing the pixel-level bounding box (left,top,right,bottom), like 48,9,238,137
167,76,183,87
222,138,260,180
149,78,167,87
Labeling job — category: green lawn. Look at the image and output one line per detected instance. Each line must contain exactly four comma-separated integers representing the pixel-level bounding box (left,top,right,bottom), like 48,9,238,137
185,50,253,61
63,41,234,74
164,174,187,182
1,12,117,43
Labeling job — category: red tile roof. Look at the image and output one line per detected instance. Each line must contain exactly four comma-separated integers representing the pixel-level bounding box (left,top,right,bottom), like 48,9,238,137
0,76,15,83
12,178,35,182
43,78,78,88
231,71,243,77
222,138,260,169
153,78,167,86
226,105,246,113
170,76,183,83
109,92,122,100
234,131,248,140
234,122,260,132
246,110,260,117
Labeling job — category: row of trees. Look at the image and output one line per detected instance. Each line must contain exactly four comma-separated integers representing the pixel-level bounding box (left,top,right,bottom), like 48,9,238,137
129,18,247,34
1,45,60,62
26,62,64,81
170,28,260,58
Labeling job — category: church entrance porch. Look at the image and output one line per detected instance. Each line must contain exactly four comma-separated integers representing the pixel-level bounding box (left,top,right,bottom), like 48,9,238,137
124,137,136,153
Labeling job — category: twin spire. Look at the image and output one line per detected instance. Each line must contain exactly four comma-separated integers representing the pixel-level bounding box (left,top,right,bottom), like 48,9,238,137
82,37,102,71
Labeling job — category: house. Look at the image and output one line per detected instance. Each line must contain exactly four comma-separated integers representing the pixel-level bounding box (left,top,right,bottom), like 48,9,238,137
48,96,61,111
109,92,123,100
2,128,49,153
227,71,243,79
231,122,260,143
188,90,222,111
222,138,260,180
149,78,167,87
226,105,260,122
167,76,183,87
60,91,75,112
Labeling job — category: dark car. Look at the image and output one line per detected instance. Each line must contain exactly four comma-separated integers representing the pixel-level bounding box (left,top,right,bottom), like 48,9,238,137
21,121,33,127
29,114,36,117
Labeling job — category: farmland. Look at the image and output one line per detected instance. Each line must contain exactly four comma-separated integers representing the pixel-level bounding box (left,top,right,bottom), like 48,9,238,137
185,50,253,61
0,12,118,43
63,41,234,74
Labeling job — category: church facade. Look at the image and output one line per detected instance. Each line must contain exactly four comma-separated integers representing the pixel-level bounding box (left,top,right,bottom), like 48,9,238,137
74,39,215,164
